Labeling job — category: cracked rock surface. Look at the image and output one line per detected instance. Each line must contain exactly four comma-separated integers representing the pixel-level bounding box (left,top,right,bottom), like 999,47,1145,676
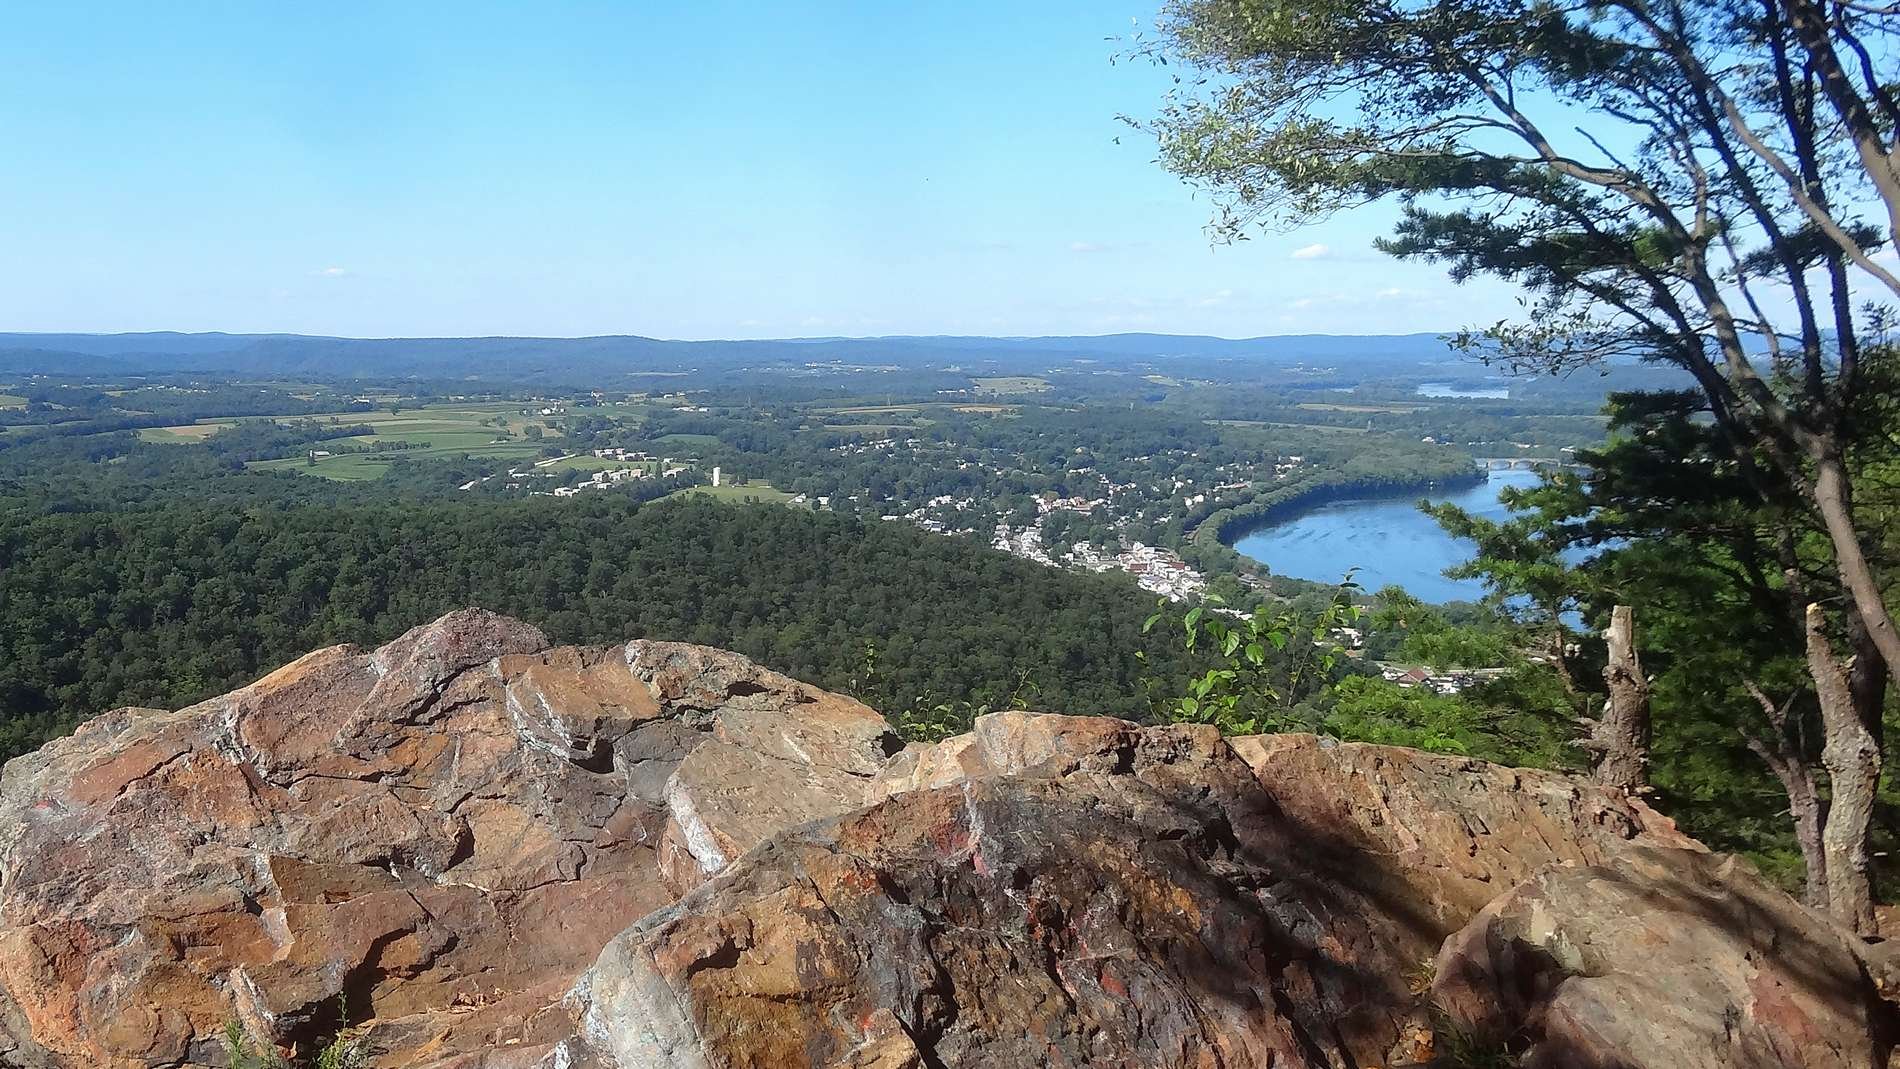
0,611,895,1068
0,612,1886,1068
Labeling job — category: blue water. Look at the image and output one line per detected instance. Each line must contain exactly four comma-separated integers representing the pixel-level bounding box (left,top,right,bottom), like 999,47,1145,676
1230,470,1542,603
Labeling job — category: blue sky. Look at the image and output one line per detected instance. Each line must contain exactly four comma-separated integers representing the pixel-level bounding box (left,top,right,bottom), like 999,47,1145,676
0,2,1526,339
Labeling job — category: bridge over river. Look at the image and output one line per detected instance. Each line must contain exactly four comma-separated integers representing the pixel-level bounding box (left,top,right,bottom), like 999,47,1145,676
1473,456,1585,471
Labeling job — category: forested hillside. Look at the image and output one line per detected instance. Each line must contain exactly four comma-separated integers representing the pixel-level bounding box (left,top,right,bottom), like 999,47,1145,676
0,497,1215,758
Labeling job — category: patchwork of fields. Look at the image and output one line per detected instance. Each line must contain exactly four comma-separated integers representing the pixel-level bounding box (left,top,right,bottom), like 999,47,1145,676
243,404,570,480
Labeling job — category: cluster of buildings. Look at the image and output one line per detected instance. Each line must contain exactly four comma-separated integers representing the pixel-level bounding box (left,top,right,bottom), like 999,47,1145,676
887,494,981,535
1067,540,1208,601
1377,663,1512,695
988,526,1210,601
455,452,693,497
548,466,650,497
991,524,1058,566
1039,494,1106,514
829,437,922,456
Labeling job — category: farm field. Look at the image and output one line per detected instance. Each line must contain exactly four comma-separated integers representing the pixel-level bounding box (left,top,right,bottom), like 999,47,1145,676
138,421,238,443
252,440,551,481
819,423,911,434
247,402,564,479
664,481,799,505
0,394,25,408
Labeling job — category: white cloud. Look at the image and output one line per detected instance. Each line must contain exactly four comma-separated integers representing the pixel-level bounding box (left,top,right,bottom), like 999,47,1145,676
1290,243,1330,260
1069,241,1108,253
314,266,351,278
1195,288,1236,307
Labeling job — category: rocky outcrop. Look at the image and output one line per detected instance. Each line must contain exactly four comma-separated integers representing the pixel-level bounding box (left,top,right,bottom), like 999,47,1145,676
560,713,1760,1069
1230,732,1701,929
0,612,1885,1068
1432,845,1888,1069
0,611,896,1068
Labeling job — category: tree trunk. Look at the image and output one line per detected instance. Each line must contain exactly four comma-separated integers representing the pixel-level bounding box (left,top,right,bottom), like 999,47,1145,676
1594,605,1651,790
1812,456,1900,700
1742,681,1828,909
1548,623,1579,695
1806,602,1881,935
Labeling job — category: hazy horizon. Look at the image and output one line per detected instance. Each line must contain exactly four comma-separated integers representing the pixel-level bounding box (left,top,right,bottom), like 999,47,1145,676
0,327,1463,344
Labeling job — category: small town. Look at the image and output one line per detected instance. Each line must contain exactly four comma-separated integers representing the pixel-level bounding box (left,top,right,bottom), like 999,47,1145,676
991,524,1210,601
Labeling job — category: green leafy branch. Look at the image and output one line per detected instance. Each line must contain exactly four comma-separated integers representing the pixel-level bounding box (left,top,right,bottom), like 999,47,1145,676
1143,573,1363,736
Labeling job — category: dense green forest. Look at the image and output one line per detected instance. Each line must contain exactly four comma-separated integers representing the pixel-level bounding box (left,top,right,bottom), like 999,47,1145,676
0,496,1219,757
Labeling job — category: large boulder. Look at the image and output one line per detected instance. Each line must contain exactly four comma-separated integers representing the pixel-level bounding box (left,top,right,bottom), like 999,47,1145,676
559,714,1763,1069
0,620,1884,1069
0,611,896,1068
1229,733,1701,930
1432,845,1889,1069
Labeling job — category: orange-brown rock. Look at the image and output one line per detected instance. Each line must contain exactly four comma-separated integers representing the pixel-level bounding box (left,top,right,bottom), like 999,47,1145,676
0,620,1886,1069
560,714,1889,1069
1230,732,1701,929
0,611,895,1068
1432,844,1888,1069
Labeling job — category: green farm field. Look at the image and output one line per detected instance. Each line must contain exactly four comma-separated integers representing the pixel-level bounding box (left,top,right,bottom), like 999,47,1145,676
247,402,564,480
664,481,800,505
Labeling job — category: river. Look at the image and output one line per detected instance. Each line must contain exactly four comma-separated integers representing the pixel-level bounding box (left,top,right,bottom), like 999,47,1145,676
1229,469,1543,603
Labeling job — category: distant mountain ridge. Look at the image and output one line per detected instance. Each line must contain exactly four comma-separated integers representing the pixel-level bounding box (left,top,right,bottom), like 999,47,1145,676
0,330,1466,381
